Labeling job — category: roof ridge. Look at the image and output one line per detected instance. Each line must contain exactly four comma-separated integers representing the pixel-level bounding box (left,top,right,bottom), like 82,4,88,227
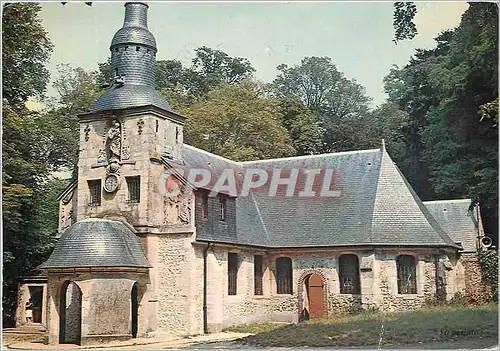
367,149,384,244
183,144,241,165
423,199,472,204
240,148,381,165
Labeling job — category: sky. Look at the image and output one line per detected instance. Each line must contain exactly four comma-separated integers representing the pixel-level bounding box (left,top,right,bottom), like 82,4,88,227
37,1,469,108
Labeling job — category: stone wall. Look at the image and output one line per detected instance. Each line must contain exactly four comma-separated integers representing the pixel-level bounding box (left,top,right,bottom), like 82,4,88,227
155,233,203,337
206,248,388,330
78,278,134,342
45,272,150,346
206,247,297,331
76,112,186,229
204,247,465,330
459,253,491,303
376,252,436,312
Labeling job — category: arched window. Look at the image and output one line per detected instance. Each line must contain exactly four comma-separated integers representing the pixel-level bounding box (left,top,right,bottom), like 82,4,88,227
397,255,417,294
276,257,293,294
339,254,360,294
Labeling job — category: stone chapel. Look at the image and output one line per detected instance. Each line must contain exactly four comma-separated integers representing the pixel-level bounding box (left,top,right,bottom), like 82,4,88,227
15,2,491,346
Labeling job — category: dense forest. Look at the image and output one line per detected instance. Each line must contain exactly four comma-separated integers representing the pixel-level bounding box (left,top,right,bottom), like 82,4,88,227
2,2,497,325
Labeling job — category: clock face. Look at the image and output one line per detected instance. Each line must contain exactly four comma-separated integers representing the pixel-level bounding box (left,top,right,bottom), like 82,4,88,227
104,174,119,193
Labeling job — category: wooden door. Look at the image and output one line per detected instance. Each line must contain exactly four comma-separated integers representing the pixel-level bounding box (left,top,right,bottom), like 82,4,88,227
308,274,325,319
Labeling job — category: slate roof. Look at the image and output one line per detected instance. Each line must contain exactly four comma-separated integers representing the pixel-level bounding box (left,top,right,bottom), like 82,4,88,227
182,145,268,246
423,199,478,253
181,144,459,249
90,85,173,113
40,218,151,269
89,2,174,114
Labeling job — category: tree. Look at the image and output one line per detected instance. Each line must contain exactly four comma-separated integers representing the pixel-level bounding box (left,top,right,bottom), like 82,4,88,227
321,78,372,152
393,2,418,44
273,57,372,153
39,64,105,170
277,98,322,156
182,80,295,161
2,3,53,108
423,3,498,240
2,104,64,325
156,59,186,90
187,46,255,96
383,31,453,196
386,3,498,242
366,103,410,163
273,57,342,113
97,46,256,104
52,63,102,115
1,3,81,326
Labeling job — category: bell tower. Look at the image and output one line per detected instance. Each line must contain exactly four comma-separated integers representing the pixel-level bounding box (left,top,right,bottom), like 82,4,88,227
76,2,186,228
44,3,202,345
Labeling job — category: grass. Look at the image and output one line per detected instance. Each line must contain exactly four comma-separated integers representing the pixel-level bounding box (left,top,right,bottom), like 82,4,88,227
234,303,499,348
224,322,289,334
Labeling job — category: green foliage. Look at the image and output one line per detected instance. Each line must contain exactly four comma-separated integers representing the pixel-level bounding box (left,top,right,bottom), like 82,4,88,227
2,103,67,326
393,2,418,44
52,63,102,115
1,3,74,326
43,64,105,168
366,103,410,163
188,46,255,97
272,57,374,153
277,98,322,156
182,80,295,161
385,3,498,242
273,57,343,113
96,46,256,105
155,46,255,101
478,250,498,301
2,3,53,107
156,59,186,90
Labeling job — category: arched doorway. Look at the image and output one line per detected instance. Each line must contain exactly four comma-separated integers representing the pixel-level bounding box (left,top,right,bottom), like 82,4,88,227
59,281,82,345
306,273,325,319
131,282,138,338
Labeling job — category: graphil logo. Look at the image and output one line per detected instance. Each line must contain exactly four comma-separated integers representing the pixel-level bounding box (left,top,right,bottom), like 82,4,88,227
157,167,341,198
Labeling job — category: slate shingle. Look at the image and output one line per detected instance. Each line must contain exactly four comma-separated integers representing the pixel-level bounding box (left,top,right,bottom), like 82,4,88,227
181,144,459,249
40,218,151,269
423,199,478,252
371,149,457,247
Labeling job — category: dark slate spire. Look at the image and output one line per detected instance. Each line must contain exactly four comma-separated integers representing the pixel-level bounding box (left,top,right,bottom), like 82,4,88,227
90,2,172,113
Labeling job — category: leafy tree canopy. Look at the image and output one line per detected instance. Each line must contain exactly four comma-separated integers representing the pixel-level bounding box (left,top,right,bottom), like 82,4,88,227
385,2,498,240
2,3,53,108
393,2,418,43
182,80,295,161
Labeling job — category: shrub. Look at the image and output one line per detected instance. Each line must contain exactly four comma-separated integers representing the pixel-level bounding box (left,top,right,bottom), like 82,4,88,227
477,249,498,302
